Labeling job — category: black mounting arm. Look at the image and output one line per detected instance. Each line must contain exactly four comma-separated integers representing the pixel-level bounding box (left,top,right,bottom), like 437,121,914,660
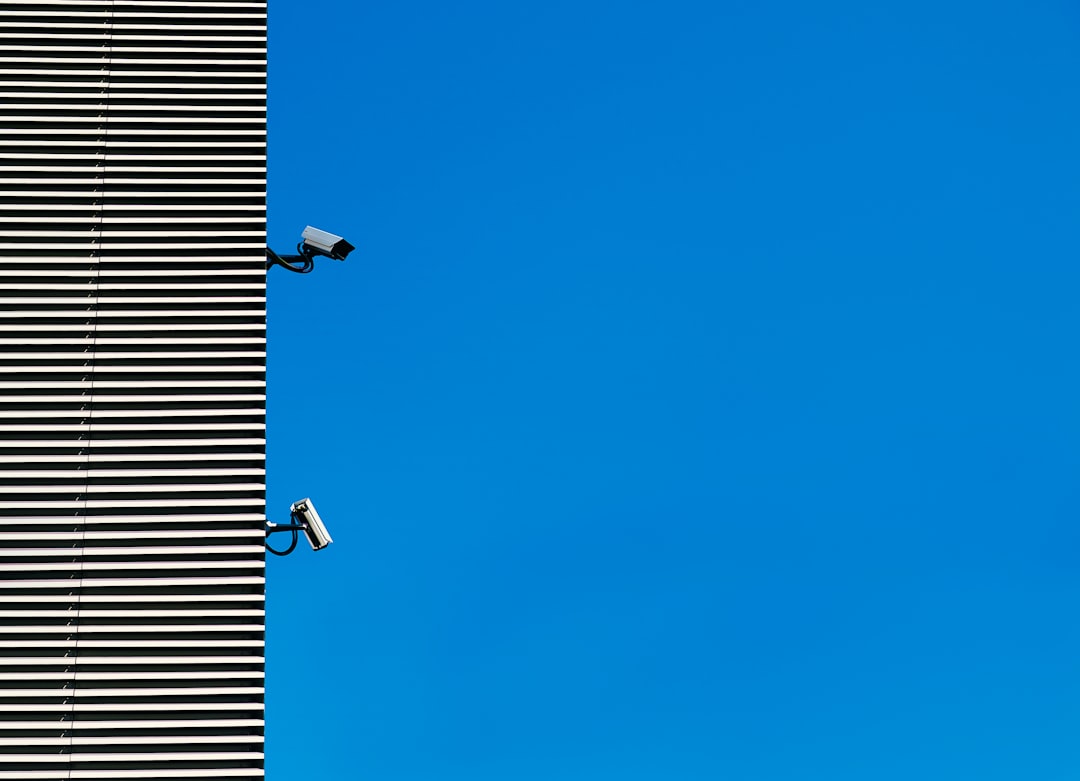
265,244,316,274
265,516,306,556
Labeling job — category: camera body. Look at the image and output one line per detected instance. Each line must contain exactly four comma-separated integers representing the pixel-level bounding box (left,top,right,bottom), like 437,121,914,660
291,498,333,551
301,226,355,261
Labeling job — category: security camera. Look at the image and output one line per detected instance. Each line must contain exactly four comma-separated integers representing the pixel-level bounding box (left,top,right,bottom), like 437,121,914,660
291,497,333,551
301,226,354,261
265,225,356,273
265,497,334,555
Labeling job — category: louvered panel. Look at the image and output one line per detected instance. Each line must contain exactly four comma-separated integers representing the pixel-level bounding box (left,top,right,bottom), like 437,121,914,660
0,1,266,778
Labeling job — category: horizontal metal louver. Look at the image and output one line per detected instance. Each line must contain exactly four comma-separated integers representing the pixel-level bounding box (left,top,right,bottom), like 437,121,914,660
0,0,267,778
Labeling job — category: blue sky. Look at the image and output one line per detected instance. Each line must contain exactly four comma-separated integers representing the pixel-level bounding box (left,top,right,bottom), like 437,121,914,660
264,2,1080,778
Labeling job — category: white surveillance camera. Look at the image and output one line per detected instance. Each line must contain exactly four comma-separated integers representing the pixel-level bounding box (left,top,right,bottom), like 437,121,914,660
301,226,355,261
291,498,333,551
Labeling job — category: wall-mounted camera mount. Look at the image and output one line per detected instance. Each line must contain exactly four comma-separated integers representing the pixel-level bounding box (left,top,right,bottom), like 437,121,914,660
266,226,355,274
266,498,334,556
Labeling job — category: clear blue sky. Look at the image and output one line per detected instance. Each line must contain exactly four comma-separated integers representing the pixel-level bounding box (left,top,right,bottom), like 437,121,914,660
264,2,1080,778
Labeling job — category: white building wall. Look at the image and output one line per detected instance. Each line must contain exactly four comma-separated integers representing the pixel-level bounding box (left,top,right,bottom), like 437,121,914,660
0,1,267,777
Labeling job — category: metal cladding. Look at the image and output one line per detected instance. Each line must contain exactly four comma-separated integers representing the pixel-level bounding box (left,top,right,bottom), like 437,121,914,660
0,0,267,778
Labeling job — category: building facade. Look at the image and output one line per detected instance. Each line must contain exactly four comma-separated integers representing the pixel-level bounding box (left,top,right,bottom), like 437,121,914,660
0,1,267,777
